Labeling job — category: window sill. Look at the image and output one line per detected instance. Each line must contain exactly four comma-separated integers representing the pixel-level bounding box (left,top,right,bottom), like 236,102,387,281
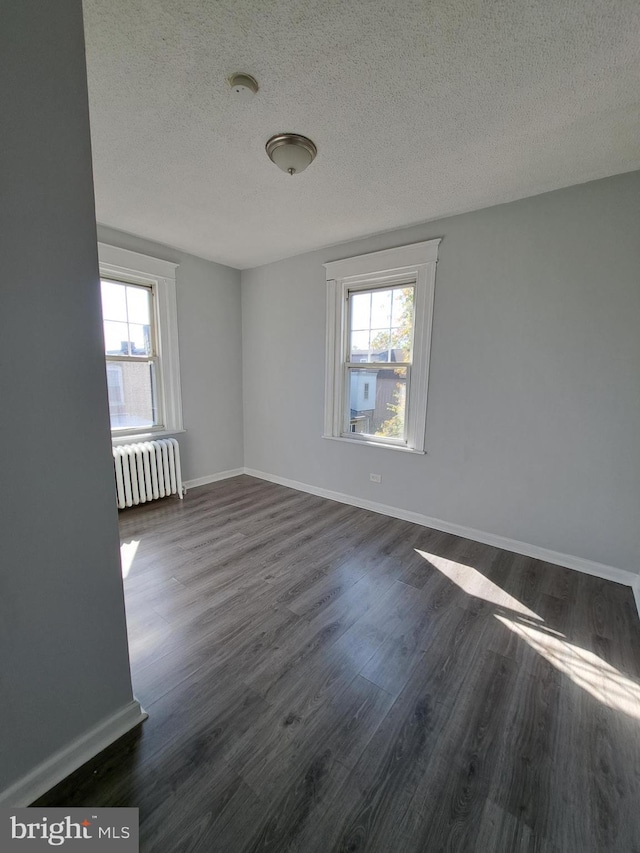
111,428,186,446
322,434,426,454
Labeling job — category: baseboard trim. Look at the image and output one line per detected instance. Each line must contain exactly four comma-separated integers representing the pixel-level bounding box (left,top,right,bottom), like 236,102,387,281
0,700,147,808
244,468,638,591
183,468,245,490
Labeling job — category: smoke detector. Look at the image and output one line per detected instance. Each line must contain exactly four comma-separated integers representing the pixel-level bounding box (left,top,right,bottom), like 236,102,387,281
228,72,259,98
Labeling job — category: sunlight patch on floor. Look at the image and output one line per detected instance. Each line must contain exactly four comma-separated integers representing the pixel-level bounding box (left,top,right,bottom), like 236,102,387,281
415,549,542,620
120,539,140,579
496,614,640,719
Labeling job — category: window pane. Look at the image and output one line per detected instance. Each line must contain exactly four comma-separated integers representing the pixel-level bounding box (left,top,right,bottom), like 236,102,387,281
350,329,370,359
350,291,372,331
107,360,157,430
101,281,127,322
392,287,414,361
104,320,130,355
128,323,152,356
349,285,414,363
101,281,152,357
371,289,392,327
126,285,151,325
391,287,407,326
347,367,407,440
369,328,392,361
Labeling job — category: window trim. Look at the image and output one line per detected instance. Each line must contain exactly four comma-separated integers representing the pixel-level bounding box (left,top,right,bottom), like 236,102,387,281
98,243,184,444
323,239,440,453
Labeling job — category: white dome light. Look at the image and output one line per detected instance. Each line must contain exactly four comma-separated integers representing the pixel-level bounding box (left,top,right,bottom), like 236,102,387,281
266,133,317,176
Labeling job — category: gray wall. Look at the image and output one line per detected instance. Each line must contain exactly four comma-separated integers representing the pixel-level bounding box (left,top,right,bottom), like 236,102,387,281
242,171,640,574
0,2,135,792
97,226,244,482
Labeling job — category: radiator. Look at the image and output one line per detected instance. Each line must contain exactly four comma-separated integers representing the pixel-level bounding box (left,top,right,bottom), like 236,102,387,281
113,439,185,509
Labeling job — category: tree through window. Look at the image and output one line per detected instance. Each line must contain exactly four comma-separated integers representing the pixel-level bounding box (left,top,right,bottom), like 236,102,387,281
347,285,414,440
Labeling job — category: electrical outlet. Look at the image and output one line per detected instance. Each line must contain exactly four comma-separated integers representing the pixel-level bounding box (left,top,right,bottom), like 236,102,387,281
369,473,381,483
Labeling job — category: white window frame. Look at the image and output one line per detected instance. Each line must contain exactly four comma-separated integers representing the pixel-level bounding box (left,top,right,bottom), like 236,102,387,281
323,239,440,454
98,243,184,445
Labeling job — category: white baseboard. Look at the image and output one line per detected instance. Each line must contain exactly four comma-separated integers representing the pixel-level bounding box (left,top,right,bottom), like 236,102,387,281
0,700,147,808
244,468,638,591
183,468,245,490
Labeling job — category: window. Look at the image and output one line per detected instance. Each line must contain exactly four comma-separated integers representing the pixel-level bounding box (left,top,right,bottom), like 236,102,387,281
98,244,183,442
102,280,157,430
324,239,440,453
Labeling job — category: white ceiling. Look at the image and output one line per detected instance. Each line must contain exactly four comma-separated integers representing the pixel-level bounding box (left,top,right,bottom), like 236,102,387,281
83,0,640,269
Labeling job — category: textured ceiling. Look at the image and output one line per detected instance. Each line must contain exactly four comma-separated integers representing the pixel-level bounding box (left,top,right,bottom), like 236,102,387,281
83,0,640,269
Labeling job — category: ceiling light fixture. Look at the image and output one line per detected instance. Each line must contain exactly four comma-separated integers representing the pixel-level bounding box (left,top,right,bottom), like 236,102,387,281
266,133,317,176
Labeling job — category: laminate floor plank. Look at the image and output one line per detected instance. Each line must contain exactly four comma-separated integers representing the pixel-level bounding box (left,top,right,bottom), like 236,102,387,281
477,647,560,845
238,675,394,817
472,798,536,853
132,603,303,707
278,519,400,618
249,615,382,716
240,747,351,853
187,781,271,853
254,503,380,585
359,577,462,697
304,607,492,853
35,476,640,852
403,650,519,853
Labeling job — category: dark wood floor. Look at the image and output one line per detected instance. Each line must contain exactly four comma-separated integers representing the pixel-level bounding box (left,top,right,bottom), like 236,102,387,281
37,476,640,851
